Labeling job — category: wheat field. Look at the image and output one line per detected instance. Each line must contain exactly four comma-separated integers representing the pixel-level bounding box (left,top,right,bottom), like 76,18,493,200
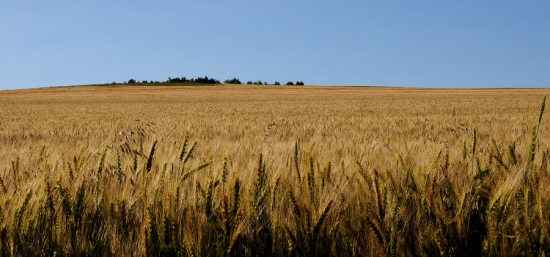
0,85,548,256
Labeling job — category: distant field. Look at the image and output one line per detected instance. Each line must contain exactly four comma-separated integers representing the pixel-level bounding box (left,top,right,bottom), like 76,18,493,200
0,85,548,256
2,85,548,171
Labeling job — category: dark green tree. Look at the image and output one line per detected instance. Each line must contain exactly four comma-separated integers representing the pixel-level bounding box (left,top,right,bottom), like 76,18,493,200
224,78,242,84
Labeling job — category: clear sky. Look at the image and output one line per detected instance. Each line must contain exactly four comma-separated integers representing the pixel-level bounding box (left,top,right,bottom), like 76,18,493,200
1,1,549,89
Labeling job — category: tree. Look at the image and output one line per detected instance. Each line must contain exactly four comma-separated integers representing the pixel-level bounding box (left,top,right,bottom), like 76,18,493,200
274,81,280,85
224,78,241,84
296,81,305,86
127,79,136,84
194,76,220,84
285,81,294,85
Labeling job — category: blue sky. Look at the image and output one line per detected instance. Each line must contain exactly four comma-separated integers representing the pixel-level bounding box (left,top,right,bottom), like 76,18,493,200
1,1,549,89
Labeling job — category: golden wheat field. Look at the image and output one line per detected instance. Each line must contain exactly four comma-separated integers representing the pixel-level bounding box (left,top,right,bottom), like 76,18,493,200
0,85,549,256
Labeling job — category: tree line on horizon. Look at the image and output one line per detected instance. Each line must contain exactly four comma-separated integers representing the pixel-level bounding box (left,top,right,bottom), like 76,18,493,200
120,76,305,86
